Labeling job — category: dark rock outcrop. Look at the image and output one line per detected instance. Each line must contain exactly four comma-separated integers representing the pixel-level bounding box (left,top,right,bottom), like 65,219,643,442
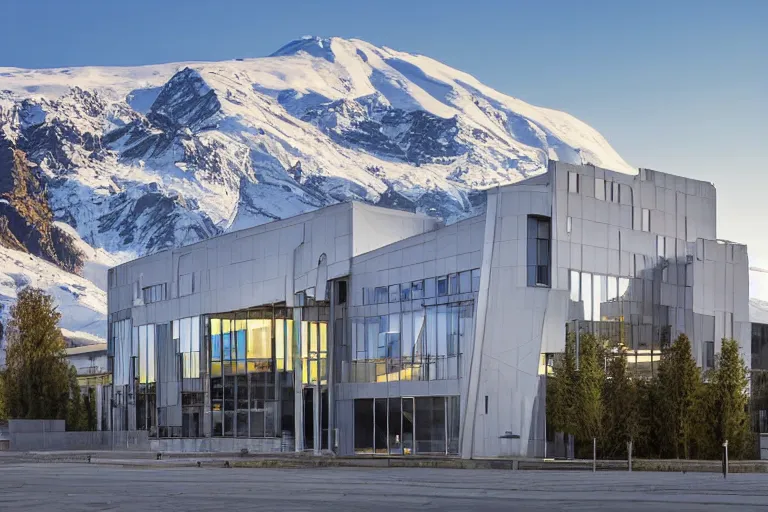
0,135,84,273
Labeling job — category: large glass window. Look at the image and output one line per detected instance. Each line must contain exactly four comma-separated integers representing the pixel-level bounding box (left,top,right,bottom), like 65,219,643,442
247,318,271,359
354,398,374,453
208,311,293,438
527,216,551,287
174,317,200,379
135,324,156,434
354,396,458,455
301,321,328,385
111,318,132,387
374,287,388,304
415,397,446,454
349,299,473,384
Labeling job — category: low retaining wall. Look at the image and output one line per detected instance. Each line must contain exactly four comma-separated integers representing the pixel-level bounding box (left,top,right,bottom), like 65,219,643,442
9,430,149,452
150,437,282,453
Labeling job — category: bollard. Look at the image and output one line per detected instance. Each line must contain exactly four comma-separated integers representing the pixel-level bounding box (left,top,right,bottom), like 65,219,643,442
722,440,728,479
627,440,632,472
592,438,596,473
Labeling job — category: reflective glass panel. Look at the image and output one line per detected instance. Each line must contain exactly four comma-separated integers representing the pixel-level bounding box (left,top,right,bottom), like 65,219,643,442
211,319,221,361
582,272,593,321
247,319,271,359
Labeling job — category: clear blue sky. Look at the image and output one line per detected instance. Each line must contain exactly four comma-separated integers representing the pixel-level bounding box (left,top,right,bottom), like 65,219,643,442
3,0,767,286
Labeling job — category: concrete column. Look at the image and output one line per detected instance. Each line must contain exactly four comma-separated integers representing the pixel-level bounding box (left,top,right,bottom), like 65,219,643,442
293,305,304,452
459,190,499,460
327,283,337,453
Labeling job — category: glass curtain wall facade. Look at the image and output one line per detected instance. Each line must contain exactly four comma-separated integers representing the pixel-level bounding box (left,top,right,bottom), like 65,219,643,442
347,271,477,455
135,324,157,434
108,307,302,439
564,249,699,377
349,271,478,384
208,309,295,439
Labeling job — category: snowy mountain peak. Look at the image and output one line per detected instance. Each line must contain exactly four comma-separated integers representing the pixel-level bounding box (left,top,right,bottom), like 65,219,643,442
0,36,637,347
270,36,337,61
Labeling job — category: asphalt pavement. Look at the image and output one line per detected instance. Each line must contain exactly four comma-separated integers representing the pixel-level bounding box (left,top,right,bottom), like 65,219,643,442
1,463,768,511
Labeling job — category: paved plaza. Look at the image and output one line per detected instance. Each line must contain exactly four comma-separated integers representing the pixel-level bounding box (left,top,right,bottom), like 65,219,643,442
0,463,767,511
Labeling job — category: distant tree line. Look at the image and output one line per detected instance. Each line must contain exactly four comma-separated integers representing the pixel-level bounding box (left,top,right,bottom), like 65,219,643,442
0,287,96,430
547,331,754,460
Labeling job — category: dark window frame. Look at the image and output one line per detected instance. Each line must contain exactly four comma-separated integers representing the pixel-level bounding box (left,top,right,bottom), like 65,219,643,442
527,215,551,287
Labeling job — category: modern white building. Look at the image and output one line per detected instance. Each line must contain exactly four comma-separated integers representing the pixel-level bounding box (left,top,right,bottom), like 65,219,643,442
106,161,750,456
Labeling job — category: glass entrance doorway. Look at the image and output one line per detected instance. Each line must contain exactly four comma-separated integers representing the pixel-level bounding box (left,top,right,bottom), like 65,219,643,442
300,320,329,451
354,396,456,455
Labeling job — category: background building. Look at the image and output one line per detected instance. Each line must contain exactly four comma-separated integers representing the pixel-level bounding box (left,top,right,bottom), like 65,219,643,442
107,161,750,456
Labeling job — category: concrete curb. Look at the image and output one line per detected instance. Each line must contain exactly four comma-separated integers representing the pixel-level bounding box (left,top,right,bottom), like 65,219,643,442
4,451,767,473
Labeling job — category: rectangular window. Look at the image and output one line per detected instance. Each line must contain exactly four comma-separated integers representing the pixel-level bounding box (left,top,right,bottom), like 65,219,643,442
411,280,424,300
657,235,665,258
337,281,347,304
174,316,200,378
569,270,580,302
642,209,651,232
374,286,388,304
459,271,471,294
705,341,715,369
401,283,412,302
568,172,580,194
581,272,593,321
527,216,551,287
377,316,389,358
566,216,572,234
389,284,400,303
437,276,448,296
142,283,166,304
448,273,459,295
595,178,605,200
247,318,271,359
612,182,620,203
471,269,481,292
485,395,489,415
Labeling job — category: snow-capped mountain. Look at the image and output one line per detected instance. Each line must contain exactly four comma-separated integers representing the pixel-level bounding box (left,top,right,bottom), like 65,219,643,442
0,36,636,346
